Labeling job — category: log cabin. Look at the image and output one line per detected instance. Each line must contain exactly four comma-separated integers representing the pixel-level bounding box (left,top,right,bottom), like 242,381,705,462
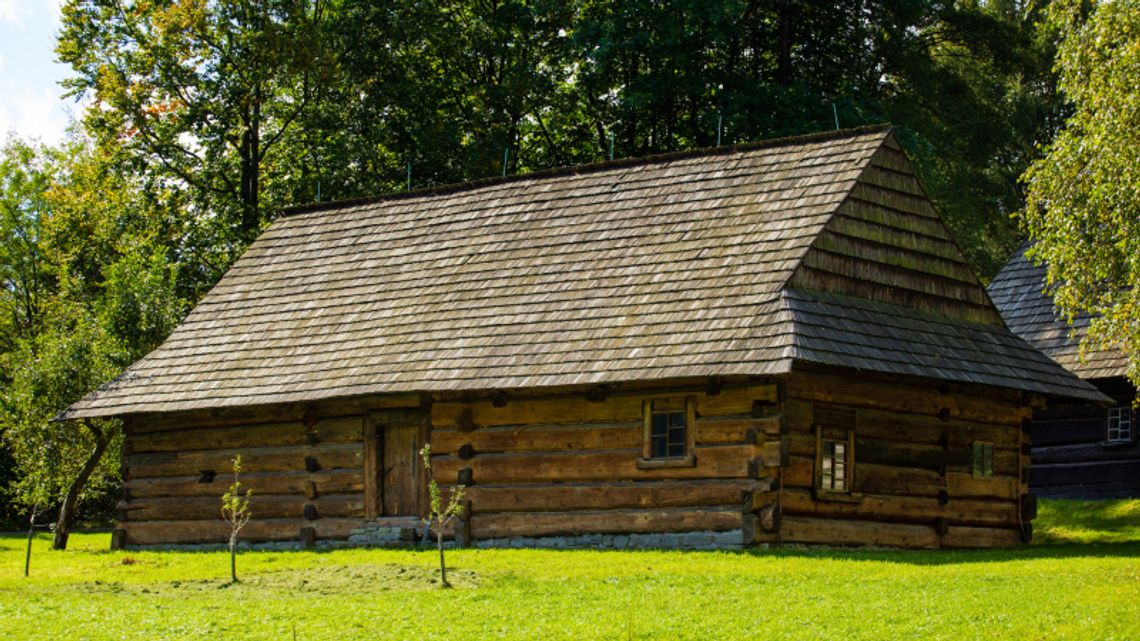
989,244,1137,499
63,125,1106,551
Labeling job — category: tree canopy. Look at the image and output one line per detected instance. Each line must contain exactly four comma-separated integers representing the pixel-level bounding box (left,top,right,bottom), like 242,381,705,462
1022,0,1140,386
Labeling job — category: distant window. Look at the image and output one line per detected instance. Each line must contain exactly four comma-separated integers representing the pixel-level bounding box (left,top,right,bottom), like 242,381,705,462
1107,407,1133,443
638,397,696,468
972,441,994,478
815,427,854,495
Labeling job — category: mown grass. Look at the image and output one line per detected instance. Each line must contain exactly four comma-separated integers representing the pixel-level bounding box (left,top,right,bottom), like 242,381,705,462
2,499,1139,641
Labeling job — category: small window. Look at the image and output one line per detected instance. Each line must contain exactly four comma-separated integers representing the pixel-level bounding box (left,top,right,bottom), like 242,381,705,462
820,440,848,491
972,441,994,478
815,427,854,495
1107,407,1133,443
638,397,696,468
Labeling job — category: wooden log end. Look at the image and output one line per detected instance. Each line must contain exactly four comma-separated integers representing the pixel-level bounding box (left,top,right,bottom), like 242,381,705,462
456,409,476,432
300,526,317,548
303,504,320,521
457,467,474,486
304,481,319,500
933,517,949,536
758,503,782,534
110,528,127,551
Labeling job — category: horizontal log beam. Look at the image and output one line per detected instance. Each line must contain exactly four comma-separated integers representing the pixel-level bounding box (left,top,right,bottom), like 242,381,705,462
767,488,1018,528
128,443,363,479
124,494,365,522
786,371,1026,424
432,423,639,455
126,469,363,499
463,480,750,513
470,507,741,539
432,445,752,484
123,518,362,545
777,515,940,549
130,417,364,454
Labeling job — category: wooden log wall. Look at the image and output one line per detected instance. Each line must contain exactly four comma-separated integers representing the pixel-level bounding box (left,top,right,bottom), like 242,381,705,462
744,369,1034,549
1028,377,1140,499
428,384,781,541
115,395,421,547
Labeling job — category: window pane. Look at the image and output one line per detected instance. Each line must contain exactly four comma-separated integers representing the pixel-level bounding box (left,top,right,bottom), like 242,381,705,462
649,409,686,459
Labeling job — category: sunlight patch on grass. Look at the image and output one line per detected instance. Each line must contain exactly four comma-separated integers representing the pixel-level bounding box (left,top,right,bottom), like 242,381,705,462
1035,499,1140,544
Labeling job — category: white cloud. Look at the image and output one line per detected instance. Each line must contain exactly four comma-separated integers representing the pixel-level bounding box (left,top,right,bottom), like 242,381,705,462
0,53,6,74
0,88,69,145
0,0,25,25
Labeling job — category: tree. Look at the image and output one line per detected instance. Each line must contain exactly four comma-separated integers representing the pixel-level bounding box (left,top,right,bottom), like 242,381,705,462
0,134,186,549
221,455,252,583
58,0,336,249
1021,0,1140,386
419,444,465,588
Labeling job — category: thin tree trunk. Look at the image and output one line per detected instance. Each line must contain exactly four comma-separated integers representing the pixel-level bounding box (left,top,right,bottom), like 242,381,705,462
437,529,449,588
230,533,238,583
24,506,38,577
53,422,110,551
777,0,793,86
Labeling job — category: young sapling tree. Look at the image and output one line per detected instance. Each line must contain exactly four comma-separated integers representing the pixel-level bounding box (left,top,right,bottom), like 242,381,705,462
221,455,252,583
419,444,465,588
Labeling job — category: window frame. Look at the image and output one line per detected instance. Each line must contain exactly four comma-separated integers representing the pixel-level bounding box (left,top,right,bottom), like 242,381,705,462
637,396,697,469
972,441,995,479
1107,406,1133,444
814,425,856,499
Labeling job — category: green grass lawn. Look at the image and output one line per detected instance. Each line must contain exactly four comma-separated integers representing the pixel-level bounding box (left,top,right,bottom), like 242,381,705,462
3,500,1139,641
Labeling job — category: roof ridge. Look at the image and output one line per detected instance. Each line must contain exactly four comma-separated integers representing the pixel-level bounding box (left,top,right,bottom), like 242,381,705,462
278,124,893,218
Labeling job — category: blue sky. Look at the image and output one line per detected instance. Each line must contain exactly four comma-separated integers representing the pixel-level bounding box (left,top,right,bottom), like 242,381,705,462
0,0,76,145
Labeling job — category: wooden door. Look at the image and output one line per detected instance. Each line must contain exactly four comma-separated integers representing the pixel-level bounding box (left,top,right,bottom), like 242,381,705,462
382,422,421,516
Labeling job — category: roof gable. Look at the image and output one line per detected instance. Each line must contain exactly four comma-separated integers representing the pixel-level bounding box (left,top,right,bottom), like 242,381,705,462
788,136,1000,325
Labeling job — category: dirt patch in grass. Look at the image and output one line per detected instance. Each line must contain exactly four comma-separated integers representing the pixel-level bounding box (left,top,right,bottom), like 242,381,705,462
79,563,478,596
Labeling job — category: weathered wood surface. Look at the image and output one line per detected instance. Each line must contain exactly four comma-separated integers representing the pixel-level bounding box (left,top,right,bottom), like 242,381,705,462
127,443,364,479
753,488,1019,527
432,445,753,484
941,525,1021,548
785,371,1026,425
124,518,361,545
129,417,364,453
129,395,419,434
126,469,363,498
462,480,750,513
430,386,773,430
775,516,940,549
123,494,364,521
753,370,1029,549
470,507,741,539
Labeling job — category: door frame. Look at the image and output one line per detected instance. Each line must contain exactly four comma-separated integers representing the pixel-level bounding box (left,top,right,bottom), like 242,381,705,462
363,409,429,519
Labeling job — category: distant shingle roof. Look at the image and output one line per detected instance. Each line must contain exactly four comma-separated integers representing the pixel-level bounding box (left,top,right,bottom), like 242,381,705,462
63,126,1104,419
988,243,1128,380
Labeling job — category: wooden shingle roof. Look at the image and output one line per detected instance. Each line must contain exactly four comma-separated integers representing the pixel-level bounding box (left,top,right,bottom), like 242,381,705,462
988,243,1128,380
63,127,1104,419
